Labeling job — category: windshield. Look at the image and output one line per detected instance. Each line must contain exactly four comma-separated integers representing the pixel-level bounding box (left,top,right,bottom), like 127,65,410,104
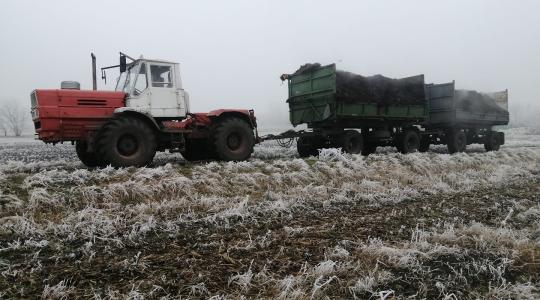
115,72,128,91
114,62,140,92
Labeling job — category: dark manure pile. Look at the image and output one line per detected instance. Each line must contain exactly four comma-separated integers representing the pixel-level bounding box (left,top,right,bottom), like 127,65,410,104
455,89,508,114
291,63,426,105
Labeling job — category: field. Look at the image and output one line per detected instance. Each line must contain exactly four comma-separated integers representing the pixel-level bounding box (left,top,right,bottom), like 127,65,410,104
0,128,539,299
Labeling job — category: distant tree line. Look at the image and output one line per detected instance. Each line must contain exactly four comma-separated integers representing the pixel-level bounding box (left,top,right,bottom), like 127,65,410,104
0,101,29,137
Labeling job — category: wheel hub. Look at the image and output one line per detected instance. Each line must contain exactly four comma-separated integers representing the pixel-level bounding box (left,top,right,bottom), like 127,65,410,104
117,134,139,156
227,133,241,150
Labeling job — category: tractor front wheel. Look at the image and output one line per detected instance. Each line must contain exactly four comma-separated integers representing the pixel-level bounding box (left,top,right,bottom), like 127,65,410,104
95,117,157,167
75,140,103,168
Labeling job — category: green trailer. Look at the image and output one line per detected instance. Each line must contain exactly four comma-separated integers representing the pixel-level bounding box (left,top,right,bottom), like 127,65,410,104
419,82,509,153
264,63,509,156
277,64,429,156
286,64,427,127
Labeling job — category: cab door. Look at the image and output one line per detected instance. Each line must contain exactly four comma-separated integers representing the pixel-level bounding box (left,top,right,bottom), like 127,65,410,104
148,63,186,118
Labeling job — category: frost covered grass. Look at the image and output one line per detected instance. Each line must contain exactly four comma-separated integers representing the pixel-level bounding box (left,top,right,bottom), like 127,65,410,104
0,129,539,298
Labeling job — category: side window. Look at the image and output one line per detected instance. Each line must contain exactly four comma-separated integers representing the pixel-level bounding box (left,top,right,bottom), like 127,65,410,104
133,63,148,95
150,65,173,88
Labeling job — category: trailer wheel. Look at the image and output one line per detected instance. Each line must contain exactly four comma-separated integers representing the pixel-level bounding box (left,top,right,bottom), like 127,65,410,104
484,131,501,151
75,141,103,168
447,129,467,154
181,139,215,161
95,117,157,167
361,142,377,156
398,130,420,154
340,130,363,154
297,136,320,157
419,135,430,152
213,117,254,161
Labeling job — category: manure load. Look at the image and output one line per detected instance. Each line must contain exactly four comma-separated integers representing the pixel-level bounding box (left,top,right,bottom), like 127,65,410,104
426,82,509,127
290,63,425,105
454,89,508,114
282,63,427,126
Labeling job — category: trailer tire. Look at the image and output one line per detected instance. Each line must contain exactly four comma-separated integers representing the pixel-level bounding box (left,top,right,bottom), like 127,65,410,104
75,141,103,168
340,130,363,154
447,129,467,154
297,136,320,158
213,117,254,161
361,142,377,156
419,135,430,152
398,130,420,154
95,117,157,167
484,131,501,151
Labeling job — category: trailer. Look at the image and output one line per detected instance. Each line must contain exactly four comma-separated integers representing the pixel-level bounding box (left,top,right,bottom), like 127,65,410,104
266,64,429,156
264,63,509,156
420,82,509,153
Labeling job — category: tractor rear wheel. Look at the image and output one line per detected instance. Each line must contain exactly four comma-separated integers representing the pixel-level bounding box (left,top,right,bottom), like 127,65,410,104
447,129,467,154
398,130,420,154
75,140,102,168
95,117,157,167
213,117,255,161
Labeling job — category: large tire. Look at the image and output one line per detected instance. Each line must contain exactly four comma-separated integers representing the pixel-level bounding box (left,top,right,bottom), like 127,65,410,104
484,131,501,151
361,142,377,156
181,139,215,161
339,130,363,154
447,129,466,154
297,136,320,158
213,117,255,161
419,135,430,152
95,117,157,167
398,130,420,154
75,140,102,168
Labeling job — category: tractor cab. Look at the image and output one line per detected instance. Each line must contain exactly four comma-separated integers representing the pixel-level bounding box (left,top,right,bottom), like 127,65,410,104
110,56,190,119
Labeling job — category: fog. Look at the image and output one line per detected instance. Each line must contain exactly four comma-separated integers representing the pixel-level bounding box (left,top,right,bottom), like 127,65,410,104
1,0,539,130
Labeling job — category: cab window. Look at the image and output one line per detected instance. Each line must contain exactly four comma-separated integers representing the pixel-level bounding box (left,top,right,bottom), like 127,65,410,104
150,65,173,88
132,63,148,95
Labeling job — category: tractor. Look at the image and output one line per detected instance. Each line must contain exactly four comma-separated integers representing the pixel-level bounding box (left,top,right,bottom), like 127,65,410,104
30,53,258,167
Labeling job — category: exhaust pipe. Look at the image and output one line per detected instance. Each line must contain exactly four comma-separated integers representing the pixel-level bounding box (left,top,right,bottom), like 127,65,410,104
91,53,97,90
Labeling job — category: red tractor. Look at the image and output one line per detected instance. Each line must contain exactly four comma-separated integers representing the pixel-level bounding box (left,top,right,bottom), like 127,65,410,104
30,53,258,167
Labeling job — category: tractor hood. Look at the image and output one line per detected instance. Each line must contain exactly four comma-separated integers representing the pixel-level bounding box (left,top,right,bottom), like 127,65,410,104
30,89,126,142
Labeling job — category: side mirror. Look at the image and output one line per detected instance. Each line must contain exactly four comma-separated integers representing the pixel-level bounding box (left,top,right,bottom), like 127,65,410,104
101,69,107,84
120,55,127,73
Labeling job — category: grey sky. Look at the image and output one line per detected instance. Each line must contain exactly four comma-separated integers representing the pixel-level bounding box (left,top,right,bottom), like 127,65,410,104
1,0,539,127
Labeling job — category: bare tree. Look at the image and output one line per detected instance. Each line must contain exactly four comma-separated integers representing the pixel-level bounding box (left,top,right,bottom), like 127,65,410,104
0,120,7,136
0,101,29,136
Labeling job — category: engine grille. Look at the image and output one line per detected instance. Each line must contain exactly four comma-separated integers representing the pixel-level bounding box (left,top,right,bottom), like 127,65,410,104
30,91,37,108
30,91,38,119
77,99,107,106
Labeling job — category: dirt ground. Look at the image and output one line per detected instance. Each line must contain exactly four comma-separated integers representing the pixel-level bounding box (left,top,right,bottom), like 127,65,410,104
0,131,539,299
